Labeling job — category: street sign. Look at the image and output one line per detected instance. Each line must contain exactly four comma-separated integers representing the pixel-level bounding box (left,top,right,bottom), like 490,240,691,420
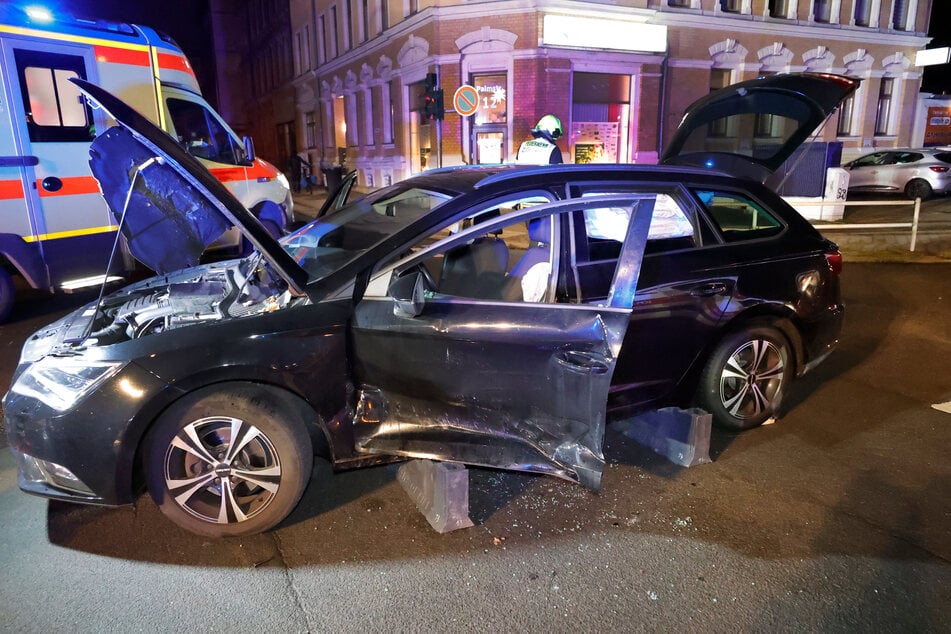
453,85,479,117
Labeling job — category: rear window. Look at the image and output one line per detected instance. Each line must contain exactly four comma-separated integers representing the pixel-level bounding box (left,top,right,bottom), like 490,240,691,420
695,190,783,242
934,152,951,164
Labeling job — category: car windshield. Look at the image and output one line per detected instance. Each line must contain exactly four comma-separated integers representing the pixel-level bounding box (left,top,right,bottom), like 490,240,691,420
280,185,452,280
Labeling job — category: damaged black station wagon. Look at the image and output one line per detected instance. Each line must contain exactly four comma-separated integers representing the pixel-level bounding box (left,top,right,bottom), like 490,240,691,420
4,74,856,536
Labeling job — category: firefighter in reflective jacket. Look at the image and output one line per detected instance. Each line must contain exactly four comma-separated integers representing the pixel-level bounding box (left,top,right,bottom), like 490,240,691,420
516,114,564,165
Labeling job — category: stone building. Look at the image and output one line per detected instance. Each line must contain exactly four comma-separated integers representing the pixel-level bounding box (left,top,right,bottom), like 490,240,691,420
214,0,933,189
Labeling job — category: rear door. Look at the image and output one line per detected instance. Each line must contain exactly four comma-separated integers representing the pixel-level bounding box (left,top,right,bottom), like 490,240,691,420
348,195,652,489
1,37,115,286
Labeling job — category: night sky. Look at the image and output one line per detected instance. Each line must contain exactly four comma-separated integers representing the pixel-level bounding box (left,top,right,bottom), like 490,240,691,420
46,0,951,95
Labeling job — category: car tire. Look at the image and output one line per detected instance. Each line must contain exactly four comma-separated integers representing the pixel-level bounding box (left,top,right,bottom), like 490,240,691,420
697,325,793,431
0,267,14,323
146,383,313,537
904,179,932,201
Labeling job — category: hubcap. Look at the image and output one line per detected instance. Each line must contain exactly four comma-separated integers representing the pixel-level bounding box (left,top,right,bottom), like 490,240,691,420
164,417,281,524
719,339,785,420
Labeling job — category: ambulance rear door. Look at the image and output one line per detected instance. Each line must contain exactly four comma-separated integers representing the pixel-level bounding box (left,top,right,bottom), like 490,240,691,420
0,36,117,289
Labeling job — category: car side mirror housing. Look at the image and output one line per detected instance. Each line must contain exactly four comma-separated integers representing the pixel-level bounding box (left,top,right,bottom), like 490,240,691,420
389,270,427,317
242,135,256,165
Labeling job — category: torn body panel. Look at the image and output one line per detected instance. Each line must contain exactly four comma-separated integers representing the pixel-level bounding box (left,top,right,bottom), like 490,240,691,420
350,298,632,489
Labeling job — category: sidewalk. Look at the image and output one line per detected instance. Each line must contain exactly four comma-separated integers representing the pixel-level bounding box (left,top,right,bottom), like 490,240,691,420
287,188,950,263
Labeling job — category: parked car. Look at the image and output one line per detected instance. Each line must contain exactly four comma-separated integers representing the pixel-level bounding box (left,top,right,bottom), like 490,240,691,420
844,148,951,200
3,73,856,537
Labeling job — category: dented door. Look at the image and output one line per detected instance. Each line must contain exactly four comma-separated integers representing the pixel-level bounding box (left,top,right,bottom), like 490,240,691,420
348,196,653,489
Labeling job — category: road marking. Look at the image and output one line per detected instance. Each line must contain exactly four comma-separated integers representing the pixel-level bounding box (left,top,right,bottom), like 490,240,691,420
931,401,951,414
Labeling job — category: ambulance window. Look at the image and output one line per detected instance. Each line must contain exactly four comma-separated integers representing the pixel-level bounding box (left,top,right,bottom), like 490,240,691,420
13,50,93,143
166,99,242,165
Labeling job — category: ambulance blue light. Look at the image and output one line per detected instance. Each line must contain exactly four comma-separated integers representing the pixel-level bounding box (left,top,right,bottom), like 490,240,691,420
704,159,715,168
25,5,55,23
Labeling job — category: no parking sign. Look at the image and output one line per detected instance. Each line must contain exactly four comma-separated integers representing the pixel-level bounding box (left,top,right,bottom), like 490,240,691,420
453,85,479,117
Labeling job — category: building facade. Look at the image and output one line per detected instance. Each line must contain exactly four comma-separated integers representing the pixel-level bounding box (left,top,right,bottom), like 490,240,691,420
219,0,933,189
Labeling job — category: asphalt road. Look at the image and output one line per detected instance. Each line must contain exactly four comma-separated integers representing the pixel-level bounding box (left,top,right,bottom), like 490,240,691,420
0,263,949,631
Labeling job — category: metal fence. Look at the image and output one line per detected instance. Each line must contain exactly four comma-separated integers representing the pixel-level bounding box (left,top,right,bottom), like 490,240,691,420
794,198,922,252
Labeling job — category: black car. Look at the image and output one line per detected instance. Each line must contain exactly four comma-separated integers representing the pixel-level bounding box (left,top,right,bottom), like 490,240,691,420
4,73,856,536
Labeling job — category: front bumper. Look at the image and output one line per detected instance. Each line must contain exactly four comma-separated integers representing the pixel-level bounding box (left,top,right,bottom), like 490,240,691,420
4,361,170,506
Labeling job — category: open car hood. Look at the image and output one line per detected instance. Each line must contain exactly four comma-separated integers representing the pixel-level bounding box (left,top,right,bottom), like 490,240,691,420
660,73,859,183
72,79,307,293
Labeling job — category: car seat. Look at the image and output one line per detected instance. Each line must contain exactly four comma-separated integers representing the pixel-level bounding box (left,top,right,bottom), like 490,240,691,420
502,216,552,302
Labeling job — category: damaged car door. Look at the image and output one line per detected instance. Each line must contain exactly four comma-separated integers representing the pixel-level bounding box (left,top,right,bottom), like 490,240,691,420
348,196,653,489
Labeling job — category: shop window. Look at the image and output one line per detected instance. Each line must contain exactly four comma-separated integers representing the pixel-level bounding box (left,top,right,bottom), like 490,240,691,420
853,0,871,25
571,72,630,164
472,74,507,125
874,78,894,136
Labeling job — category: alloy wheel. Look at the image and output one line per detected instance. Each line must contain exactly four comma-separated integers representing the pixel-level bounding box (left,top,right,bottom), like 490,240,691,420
718,339,786,420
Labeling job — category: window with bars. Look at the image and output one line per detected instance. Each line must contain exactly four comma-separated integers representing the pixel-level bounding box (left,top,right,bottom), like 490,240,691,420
874,78,894,136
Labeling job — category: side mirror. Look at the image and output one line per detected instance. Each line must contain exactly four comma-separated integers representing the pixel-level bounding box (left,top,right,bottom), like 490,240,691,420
242,135,256,165
389,270,427,318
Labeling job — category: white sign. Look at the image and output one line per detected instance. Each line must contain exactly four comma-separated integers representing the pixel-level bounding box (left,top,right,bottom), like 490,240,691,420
542,14,667,54
915,47,951,67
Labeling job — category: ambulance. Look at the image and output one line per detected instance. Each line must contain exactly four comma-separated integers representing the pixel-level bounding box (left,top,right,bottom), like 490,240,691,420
0,5,292,321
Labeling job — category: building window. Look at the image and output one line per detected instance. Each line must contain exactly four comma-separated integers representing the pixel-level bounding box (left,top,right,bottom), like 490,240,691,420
362,0,370,40
472,74,508,124
570,72,631,164
720,0,742,12
384,79,396,144
381,0,389,30
668,0,691,6
853,0,871,26
709,69,732,137
305,111,317,148
345,0,354,50
317,16,326,64
813,0,832,22
409,0,419,16
330,7,339,58
768,0,790,18
891,0,909,30
837,93,855,136
874,78,894,136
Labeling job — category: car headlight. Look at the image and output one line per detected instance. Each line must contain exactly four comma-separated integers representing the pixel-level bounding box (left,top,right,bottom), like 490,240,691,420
10,357,125,412
276,172,290,190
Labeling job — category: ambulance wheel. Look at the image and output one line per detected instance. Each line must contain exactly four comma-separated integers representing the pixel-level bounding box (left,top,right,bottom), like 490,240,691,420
0,268,14,323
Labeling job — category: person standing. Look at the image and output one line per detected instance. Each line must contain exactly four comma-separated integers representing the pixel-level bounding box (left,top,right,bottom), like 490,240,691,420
515,115,564,165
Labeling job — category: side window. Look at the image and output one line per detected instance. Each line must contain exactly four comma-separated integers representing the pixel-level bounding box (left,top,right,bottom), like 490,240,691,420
166,98,241,165
14,49,93,143
581,192,695,256
694,190,782,242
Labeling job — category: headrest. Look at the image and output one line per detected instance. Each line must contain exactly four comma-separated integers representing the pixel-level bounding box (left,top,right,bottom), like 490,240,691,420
528,216,551,244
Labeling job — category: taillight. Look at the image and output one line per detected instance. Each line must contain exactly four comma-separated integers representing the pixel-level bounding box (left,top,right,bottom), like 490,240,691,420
825,250,843,275
929,165,950,173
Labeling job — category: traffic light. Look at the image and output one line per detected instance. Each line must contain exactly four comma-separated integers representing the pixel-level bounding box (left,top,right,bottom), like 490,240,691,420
421,72,444,122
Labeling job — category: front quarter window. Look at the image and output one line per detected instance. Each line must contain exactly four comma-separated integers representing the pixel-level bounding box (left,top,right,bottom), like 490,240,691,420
166,98,242,165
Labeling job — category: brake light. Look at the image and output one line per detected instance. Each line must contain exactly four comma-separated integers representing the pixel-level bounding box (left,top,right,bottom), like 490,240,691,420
825,250,843,275
929,165,950,173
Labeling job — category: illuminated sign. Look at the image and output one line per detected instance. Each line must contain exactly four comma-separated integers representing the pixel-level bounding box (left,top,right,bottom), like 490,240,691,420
542,14,667,54
915,47,951,67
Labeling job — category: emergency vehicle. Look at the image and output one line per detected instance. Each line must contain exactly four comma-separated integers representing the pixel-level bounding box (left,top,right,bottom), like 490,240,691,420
0,5,292,321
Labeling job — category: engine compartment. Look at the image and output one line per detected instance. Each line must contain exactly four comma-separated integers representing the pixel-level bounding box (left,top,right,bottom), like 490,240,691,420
85,257,298,345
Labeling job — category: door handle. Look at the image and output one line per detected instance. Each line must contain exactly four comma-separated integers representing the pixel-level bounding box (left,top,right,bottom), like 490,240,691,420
690,282,728,297
556,350,610,375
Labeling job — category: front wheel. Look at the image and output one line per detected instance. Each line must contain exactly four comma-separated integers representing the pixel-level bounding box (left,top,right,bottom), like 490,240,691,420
697,326,793,431
146,384,313,537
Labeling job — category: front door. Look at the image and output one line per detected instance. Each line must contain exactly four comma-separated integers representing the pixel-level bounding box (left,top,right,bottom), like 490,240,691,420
1,38,113,286
348,196,652,488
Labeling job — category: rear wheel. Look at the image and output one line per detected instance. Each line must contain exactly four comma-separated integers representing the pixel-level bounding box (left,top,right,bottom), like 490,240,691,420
0,268,14,323
904,179,932,201
698,325,793,430
146,383,313,537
